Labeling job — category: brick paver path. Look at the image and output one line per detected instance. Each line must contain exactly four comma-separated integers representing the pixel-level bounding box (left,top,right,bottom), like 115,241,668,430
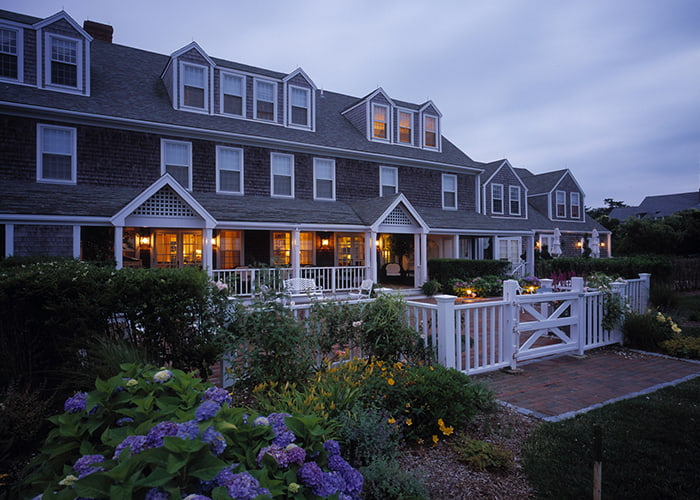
475,346,700,421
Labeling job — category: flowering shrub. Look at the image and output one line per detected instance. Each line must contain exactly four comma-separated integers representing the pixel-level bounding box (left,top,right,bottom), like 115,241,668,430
21,364,362,499
518,275,541,293
623,310,678,352
451,276,504,297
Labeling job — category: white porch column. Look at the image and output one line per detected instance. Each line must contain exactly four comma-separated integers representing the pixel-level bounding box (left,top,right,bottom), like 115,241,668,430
202,228,213,274
73,226,81,260
492,236,499,260
291,228,301,279
114,226,123,269
453,235,460,259
369,230,378,283
5,224,13,257
606,233,612,257
525,234,535,277
419,231,428,286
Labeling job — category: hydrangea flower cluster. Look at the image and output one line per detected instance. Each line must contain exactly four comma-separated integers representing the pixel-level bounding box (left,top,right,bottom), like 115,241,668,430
63,392,87,413
202,386,232,406
256,443,306,468
153,369,173,383
72,454,105,478
195,400,221,421
297,440,363,499
213,466,271,500
267,412,295,447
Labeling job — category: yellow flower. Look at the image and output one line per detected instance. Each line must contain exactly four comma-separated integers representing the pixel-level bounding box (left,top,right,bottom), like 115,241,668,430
441,425,454,436
406,418,413,426
437,418,445,427
432,435,439,444
406,402,411,408
387,417,396,424
672,325,682,334
394,361,403,370
387,378,395,386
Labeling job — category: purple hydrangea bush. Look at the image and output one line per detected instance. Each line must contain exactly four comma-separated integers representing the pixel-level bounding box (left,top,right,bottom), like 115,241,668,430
22,364,362,499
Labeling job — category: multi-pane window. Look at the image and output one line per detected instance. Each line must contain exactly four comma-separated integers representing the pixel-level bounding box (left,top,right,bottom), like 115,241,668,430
289,86,310,127
570,192,581,218
300,232,314,266
556,190,566,217
424,115,437,148
255,80,276,121
217,230,241,269
50,36,78,88
182,63,206,109
161,139,192,189
492,184,504,214
271,153,294,197
272,231,291,266
314,158,335,200
509,185,521,215
442,174,457,209
0,27,18,80
380,166,398,197
398,110,413,144
37,124,76,183
222,73,244,116
372,104,389,140
216,146,243,194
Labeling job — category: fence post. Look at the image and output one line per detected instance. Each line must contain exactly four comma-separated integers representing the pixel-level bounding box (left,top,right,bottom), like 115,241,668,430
572,277,586,355
434,295,457,369
503,280,520,370
638,273,651,311
610,280,627,344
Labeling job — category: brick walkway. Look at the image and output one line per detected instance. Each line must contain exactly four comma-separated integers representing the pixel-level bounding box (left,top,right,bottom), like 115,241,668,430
474,346,700,421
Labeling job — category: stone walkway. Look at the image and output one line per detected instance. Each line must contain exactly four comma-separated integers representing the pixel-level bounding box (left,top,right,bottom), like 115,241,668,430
475,346,700,421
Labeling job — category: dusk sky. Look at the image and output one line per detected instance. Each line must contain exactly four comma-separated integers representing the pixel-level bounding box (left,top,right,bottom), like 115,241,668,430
7,0,700,208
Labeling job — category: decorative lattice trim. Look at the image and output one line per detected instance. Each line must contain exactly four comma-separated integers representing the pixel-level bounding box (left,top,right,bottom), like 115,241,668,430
383,205,413,225
132,187,196,218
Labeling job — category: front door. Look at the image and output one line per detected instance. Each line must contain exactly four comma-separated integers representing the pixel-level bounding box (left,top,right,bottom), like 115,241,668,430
498,237,521,265
154,230,202,268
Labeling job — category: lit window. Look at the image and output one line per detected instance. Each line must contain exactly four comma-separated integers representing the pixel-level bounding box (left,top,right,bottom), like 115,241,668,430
217,230,241,269
271,153,294,197
509,185,521,215
216,146,243,194
556,190,566,217
399,110,413,144
255,80,276,121
492,184,504,214
161,139,192,189
272,231,291,266
0,27,19,81
49,36,78,88
289,86,310,127
300,232,314,266
380,166,398,197
424,115,437,148
37,124,76,183
314,158,335,200
182,63,206,109
372,104,389,140
571,192,581,218
442,174,457,209
222,73,244,116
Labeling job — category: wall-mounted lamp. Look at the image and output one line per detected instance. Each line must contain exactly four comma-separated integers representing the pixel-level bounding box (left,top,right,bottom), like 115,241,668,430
320,238,330,249
600,242,606,248
576,241,583,248
140,235,150,247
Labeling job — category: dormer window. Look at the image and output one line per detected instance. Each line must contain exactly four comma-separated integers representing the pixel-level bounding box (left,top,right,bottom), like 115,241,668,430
399,110,413,144
509,186,521,215
181,63,207,111
0,26,21,81
555,190,566,217
255,79,277,121
289,86,310,127
571,192,581,218
424,115,438,148
492,184,504,214
221,72,244,116
48,35,79,88
372,104,389,140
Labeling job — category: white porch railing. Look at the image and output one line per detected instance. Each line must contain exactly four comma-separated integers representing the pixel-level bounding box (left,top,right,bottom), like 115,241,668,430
211,266,367,296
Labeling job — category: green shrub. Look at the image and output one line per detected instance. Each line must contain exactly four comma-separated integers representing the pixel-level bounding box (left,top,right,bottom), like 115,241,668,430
420,279,442,296
536,255,672,284
450,435,513,470
20,364,362,500
660,334,700,359
623,310,679,351
306,299,364,356
336,404,402,468
360,458,429,500
428,259,509,291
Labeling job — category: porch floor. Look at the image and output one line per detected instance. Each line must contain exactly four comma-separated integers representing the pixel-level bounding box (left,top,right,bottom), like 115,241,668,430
474,346,700,421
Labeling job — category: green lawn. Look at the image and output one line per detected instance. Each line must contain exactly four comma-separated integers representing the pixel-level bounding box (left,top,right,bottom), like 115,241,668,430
523,376,700,499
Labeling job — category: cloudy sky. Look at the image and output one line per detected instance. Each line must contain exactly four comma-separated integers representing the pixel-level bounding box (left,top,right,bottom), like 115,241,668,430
7,0,700,207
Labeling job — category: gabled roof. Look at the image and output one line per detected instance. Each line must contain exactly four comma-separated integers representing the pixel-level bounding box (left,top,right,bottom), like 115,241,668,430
610,191,700,220
33,10,93,41
519,169,584,197
480,159,528,190
283,67,317,89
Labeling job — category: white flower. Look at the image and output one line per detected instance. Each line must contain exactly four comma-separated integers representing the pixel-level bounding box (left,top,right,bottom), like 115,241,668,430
352,321,363,328
58,475,78,486
153,369,173,383
254,416,269,426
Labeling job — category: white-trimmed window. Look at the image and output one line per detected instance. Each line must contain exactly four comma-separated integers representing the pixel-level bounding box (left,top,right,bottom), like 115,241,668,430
255,79,277,121
216,146,243,194
442,174,457,209
272,231,291,266
221,72,244,116
556,190,566,217
271,153,294,198
570,192,581,219
0,26,21,81
423,114,438,148
289,86,310,127
37,124,76,184
181,63,207,110
47,34,80,90
313,158,335,200
380,166,398,197
491,184,504,214
509,185,521,215
161,139,192,189
372,103,389,140
398,110,413,144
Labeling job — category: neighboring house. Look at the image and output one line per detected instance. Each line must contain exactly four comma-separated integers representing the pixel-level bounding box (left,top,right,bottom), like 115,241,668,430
0,8,608,291
609,191,700,221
